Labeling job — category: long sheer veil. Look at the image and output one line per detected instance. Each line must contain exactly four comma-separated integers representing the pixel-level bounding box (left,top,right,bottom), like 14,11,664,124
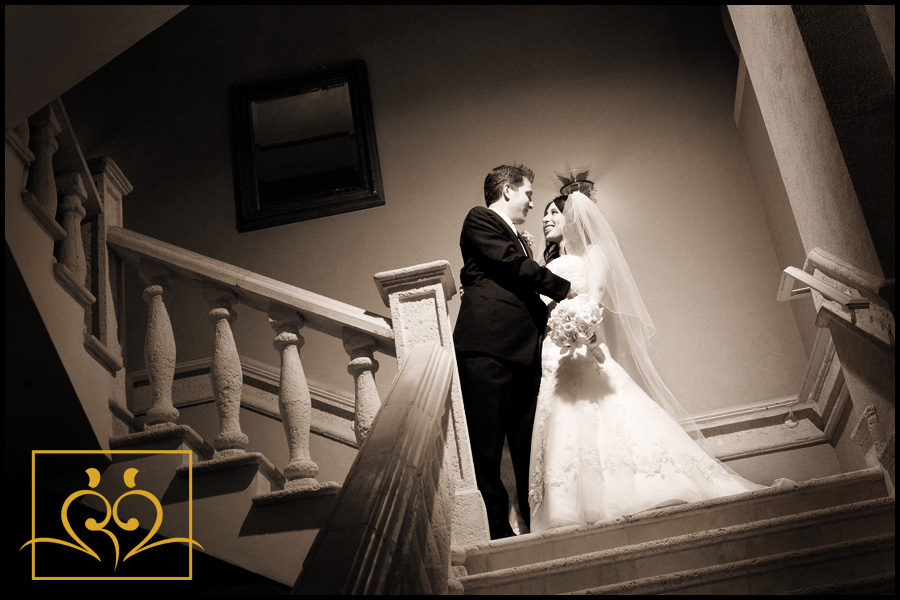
562,190,715,455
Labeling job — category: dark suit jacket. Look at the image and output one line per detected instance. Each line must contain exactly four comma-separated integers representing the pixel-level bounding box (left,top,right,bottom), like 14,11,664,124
453,206,571,365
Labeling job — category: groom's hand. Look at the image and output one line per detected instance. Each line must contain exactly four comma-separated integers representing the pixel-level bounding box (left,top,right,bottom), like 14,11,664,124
566,289,578,300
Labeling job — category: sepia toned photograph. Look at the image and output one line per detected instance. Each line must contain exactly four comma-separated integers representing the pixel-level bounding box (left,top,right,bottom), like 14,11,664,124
6,5,894,594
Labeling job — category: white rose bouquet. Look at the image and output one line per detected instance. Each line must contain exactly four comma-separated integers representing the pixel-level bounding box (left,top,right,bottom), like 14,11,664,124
547,296,604,358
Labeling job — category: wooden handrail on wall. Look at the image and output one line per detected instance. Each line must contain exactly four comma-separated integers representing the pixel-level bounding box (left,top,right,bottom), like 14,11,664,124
778,266,870,310
777,247,895,313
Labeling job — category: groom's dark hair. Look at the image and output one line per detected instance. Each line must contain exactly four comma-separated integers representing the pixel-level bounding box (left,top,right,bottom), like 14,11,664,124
484,164,534,206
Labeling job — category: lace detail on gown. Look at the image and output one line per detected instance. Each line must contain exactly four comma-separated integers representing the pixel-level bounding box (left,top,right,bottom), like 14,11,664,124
528,255,762,531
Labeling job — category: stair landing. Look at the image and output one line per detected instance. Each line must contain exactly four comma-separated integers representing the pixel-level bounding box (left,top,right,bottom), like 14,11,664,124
453,468,894,595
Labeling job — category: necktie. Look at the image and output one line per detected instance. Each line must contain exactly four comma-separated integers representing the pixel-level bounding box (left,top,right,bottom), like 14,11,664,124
516,231,531,258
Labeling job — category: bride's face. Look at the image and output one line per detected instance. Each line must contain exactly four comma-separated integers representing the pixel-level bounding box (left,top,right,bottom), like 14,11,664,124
542,203,565,244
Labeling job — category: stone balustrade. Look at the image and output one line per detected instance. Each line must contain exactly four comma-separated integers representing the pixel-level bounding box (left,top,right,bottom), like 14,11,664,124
24,105,64,235
10,97,486,589
106,225,401,498
12,100,122,373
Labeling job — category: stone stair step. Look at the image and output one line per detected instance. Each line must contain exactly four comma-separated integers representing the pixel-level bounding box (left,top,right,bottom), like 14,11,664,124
82,434,326,587
568,533,895,595
457,497,894,595
461,468,887,576
783,572,895,595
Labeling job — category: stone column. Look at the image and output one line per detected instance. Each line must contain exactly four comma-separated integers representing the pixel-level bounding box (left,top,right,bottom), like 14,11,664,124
269,306,320,490
207,289,248,457
140,262,179,427
374,260,490,545
342,328,381,445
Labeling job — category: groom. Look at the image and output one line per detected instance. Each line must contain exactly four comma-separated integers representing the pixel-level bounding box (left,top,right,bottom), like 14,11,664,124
454,164,572,539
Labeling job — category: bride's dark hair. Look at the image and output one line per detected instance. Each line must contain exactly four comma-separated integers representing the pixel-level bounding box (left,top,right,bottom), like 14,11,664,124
542,195,568,264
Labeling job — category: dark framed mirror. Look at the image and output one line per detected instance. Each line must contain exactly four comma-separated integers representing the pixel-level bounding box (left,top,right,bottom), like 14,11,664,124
231,60,384,231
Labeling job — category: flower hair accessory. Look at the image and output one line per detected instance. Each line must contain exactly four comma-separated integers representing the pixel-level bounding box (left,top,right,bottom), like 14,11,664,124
547,296,603,355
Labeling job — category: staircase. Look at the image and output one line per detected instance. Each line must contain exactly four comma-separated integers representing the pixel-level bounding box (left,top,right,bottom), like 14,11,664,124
6,96,895,593
452,468,894,594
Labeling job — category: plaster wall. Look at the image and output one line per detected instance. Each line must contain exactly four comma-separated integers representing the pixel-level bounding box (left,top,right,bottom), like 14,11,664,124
4,5,188,132
734,61,818,357
63,5,808,416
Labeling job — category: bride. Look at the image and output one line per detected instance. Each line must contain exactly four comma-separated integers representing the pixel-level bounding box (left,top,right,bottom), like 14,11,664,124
528,176,765,533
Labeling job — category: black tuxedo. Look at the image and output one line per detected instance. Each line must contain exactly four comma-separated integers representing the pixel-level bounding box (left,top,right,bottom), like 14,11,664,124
453,206,570,538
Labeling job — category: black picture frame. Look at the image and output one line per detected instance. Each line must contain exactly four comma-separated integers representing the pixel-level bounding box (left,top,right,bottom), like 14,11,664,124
231,60,384,232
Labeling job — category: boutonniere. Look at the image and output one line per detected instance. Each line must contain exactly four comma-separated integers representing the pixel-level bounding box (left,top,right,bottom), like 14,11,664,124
520,230,535,249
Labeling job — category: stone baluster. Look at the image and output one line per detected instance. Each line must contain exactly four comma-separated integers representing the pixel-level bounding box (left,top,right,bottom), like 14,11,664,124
8,121,33,193
342,328,381,446
207,290,248,457
13,121,31,153
55,173,89,286
140,262,179,427
26,105,62,221
269,307,320,490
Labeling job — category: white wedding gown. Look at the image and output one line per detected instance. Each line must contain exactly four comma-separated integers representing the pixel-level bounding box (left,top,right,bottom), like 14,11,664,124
528,254,764,532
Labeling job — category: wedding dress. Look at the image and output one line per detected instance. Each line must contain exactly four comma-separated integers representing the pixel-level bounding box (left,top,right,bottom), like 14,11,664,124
528,193,764,532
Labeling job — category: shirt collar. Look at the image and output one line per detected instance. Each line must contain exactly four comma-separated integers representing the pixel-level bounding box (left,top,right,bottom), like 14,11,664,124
488,204,518,235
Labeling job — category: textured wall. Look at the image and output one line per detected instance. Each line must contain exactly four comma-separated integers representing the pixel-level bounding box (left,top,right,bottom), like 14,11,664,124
63,5,808,415
734,62,818,357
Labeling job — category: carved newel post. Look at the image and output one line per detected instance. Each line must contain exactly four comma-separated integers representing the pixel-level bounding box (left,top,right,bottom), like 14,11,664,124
26,105,62,221
207,290,248,456
342,328,380,445
269,307,320,489
374,260,491,546
140,262,179,427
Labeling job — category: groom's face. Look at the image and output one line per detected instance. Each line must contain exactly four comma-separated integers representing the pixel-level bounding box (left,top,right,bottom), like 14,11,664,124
504,179,534,225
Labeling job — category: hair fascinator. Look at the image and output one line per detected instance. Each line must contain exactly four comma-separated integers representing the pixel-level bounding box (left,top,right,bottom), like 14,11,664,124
555,167,595,196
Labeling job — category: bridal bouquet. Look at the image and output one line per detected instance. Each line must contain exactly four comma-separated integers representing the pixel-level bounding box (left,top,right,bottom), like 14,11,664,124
548,296,604,353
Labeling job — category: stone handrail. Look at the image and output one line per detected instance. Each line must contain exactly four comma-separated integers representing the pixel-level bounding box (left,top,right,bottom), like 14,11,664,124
293,341,455,594
107,225,396,355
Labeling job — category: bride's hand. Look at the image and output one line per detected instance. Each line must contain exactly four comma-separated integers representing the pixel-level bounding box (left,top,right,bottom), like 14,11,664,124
587,335,605,364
